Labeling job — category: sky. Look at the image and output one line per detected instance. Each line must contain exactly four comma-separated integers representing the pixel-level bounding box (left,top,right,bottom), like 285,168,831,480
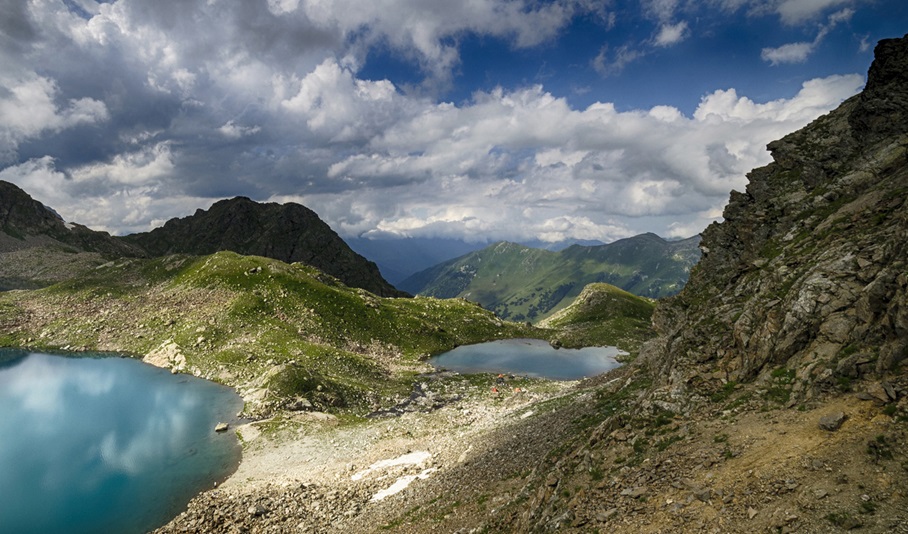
1,0,906,244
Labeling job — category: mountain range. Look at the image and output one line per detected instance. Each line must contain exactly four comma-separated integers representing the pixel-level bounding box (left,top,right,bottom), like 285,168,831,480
0,184,403,297
400,233,700,322
344,236,607,285
0,33,906,534
2,179,698,306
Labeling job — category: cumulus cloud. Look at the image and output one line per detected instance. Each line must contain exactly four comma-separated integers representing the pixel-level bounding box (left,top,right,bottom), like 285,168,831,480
0,75,108,162
287,73,862,242
761,41,816,64
295,0,588,89
0,0,869,244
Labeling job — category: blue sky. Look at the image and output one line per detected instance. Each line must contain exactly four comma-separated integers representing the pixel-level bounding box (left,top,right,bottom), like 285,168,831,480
1,0,905,243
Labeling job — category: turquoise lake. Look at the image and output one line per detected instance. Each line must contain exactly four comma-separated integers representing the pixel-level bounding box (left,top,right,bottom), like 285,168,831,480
0,350,243,534
428,338,624,380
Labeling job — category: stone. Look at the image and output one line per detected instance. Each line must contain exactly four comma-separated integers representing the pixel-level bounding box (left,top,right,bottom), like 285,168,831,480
215,422,229,432
286,397,313,411
818,412,847,431
692,488,712,502
596,508,618,522
248,504,267,517
636,34,908,412
864,382,893,403
620,486,647,498
143,339,187,372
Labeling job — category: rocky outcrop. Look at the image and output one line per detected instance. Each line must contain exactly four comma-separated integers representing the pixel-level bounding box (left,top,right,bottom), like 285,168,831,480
0,181,146,288
123,197,407,297
0,180,144,257
641,34,908,404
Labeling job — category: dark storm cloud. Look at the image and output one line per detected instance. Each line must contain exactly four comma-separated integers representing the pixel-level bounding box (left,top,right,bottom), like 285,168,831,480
0,0,38,51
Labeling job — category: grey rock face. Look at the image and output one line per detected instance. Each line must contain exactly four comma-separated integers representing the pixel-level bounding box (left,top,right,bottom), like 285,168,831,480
641,34,908,404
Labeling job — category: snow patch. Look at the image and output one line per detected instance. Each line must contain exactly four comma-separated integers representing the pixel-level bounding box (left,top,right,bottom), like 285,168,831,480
370,468,438,502
351,450,431,481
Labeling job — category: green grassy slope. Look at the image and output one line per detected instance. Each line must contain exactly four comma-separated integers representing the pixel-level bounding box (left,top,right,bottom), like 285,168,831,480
538,283,656,355
0,251,537,414
400,234,698,322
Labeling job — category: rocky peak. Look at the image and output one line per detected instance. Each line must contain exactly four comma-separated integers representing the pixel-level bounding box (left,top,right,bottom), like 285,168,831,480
0,180,67,238
123,196,407,297
641,34,908,406
849,35,908,144
0,180,143,257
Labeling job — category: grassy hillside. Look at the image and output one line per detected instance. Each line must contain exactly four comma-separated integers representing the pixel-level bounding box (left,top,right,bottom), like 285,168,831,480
0,251,538,415
400,234,698,322
539,283,656,355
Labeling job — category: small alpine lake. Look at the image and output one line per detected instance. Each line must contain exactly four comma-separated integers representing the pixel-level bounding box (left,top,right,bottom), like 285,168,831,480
0,349,243,534
428,338,624,380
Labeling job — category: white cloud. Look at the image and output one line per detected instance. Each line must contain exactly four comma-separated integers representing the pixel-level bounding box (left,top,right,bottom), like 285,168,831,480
0,75,108,162
593,44,645,76
280,58,417,142
0,150,205,234
776,0,854,24
296,0,585,88
712,0,858,24
4,69,856,242
761,41,816,64
219,121,261,139
0,0,873,244
654,21,689,47
285,73,863,242
761,7,855,65
644,0,682,22
72,142,176,187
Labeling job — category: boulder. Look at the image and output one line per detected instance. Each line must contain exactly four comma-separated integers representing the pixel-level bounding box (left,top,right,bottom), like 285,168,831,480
818,412,847,432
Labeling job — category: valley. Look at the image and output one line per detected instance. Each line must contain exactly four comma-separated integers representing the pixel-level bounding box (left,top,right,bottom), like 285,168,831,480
0,32,906,534
399,234,699,322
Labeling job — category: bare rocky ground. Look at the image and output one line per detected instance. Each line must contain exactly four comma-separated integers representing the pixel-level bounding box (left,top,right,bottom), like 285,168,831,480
154,365,908,533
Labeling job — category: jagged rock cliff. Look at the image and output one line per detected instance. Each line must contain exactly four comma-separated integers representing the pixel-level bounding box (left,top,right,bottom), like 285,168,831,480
642,34,908,404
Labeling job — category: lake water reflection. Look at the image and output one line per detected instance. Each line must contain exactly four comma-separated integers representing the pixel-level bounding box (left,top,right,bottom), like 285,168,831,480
428,338,624,380
0,350,242,534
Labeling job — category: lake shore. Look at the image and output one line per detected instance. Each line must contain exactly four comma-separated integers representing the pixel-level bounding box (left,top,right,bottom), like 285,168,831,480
155,364,908,533
155,369,580,532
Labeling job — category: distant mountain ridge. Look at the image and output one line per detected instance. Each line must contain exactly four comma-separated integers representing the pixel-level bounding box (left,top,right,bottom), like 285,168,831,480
400,233,700,322
0,184,404,297
345,236,488,285
345,236,607,285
